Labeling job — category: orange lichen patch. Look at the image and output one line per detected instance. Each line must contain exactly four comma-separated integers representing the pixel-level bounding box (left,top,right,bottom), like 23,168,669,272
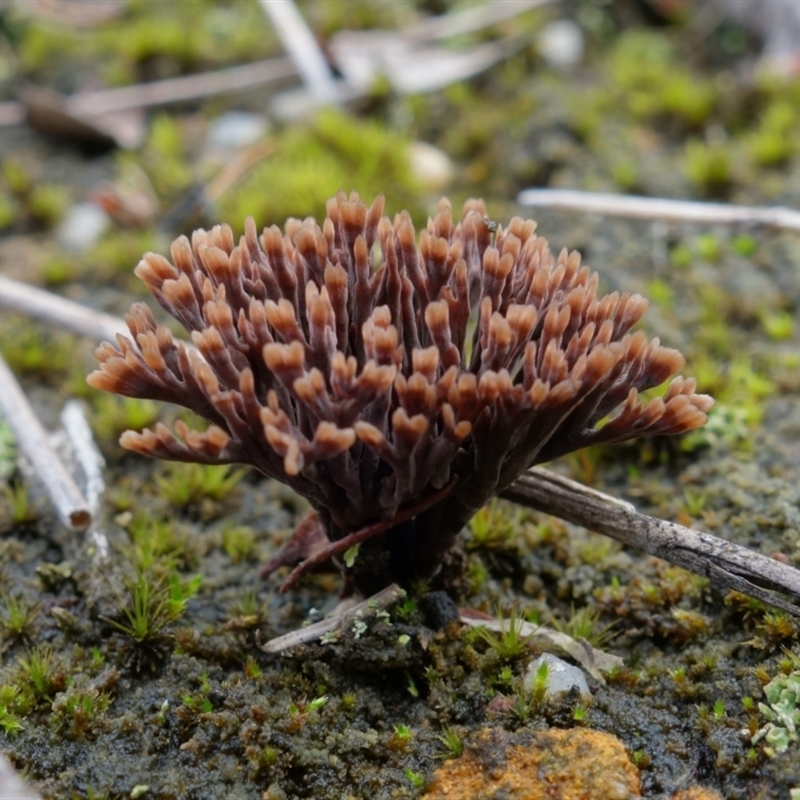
425,727,641,800
669,789,723,800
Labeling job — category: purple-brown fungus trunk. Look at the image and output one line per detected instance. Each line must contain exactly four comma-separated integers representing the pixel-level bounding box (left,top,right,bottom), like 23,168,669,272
88,192,713,596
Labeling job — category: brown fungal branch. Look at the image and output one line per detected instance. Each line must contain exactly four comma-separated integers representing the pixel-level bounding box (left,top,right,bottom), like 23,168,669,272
88,191,713,596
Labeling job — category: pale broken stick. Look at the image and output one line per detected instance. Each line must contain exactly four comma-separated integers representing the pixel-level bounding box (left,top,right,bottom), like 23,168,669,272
0,350,91,530
2,279,800,614
517,188,800,233
502,467,800,617
0,274,127,343
258,0,341,103
262,584,406,653
0,57,297,128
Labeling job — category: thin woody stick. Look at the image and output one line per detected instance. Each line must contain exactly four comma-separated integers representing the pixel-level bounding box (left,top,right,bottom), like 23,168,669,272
0,351,91,530
262,584,406,652
279,480,456,592
0,58,297,129
258,0,340,103
0,275,128,343
501,467,800,616
517,188,800,233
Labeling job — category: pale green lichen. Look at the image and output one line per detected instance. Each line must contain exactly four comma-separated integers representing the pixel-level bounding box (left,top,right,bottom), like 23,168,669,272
751,671,800,755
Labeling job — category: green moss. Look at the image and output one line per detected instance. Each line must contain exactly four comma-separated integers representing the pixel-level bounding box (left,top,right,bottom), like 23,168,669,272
645,278,674,309
694,232,722,263
552,605,617,648
731,234,758,257
28,184,69,227
0,193,16,230
0,482,40,527
85,228,161,283
125,514,195,573
15,22,83,72
760,310,794,342
0,159,68,230
0,316,75,381
473,608,531,663
154,462,247,509
608,30,717,130
220,524,257,564
747,101,799,167
669,243,693,269
466,500,519,550
219,109,424,231
437,725,464,759
133,115,193,200
90,394,159,447
0,594,39,641
683,139,732,196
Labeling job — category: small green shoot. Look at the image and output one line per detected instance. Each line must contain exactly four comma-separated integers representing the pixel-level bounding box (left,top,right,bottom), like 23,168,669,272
343,544,359,568
761,310,794,342
552,605,617,648
0,594,39,640
0,686,23,735
405,769,425,789
467,500,518,550
17,646,57,702
154,462,247,508
221,524,256,563
530,660,550,705
102,571,192,656
573,705,588,722
394,724,412,742
1,482,40,525
437,726,464,759
475,608,532,662
394,599,418,622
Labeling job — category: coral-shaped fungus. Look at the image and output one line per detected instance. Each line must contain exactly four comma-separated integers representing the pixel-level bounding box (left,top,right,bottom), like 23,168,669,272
88,192,713,596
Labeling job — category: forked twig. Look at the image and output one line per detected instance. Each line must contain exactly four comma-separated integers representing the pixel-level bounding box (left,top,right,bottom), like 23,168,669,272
501,467,800,617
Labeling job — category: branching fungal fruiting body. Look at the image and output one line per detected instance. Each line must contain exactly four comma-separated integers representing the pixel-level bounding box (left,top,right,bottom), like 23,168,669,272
88,192,713,596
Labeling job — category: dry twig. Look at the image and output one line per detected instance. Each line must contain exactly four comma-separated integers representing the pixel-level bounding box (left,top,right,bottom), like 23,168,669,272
502,468,800,616
517,188,800,232
258,0,340,103
262,583,406,653
0,275,128,343
0,350,91,530
0,57,296,133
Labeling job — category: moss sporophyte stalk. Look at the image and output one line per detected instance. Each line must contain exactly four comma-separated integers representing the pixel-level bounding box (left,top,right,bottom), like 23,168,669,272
88,191,712,598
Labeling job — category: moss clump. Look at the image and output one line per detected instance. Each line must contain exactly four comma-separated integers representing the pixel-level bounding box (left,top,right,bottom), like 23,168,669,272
219,109,424,232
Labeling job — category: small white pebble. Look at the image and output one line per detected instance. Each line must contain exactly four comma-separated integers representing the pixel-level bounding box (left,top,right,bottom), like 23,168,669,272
206,111,269,151
57,202,110,254
524,653,591,702
537,20,585,70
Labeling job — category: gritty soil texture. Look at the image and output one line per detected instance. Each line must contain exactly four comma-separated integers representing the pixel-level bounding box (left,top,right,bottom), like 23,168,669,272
1,2,800,799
